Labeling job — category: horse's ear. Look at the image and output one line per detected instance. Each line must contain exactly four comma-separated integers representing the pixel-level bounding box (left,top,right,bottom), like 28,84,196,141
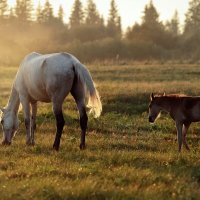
150,93,154,101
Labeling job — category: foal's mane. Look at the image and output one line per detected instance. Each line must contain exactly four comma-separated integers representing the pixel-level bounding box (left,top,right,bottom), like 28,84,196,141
155,94,186,98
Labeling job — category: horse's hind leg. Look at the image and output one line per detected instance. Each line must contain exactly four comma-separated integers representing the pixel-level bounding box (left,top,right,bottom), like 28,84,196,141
77,102,88,150
52,101,65,151
71,85,88,150
183,123,191,151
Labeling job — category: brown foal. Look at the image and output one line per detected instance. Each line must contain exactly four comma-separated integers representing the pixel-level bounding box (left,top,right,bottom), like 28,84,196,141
148,93,200,152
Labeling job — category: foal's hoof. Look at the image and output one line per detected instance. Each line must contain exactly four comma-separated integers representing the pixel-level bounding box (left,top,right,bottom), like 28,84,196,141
185,146,190,151
2,140,11,146
80,143,86,150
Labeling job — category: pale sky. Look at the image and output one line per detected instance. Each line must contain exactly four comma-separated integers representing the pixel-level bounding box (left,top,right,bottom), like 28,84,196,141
7,0,189,30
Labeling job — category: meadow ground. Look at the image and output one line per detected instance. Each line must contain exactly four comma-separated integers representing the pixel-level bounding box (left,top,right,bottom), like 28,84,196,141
0,63,200,199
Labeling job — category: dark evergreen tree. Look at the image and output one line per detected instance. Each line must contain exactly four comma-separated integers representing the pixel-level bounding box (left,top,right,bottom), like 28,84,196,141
107,0,121,37
183,0,200,58
117,16,122,36
141,0,164,40
126,0,162,41
126,23,141,40
99,15,105,27
8,7,16,23
15,0,32,23
142,0,159,26
9,7,15,19
126,1,174,50
42,0,54,24
69,0,84,28
166,10,180,36
36,1,43,24
184,0,200,34
85,0,100,25
71,0,106,42
58,5,64,24
0,0,8,19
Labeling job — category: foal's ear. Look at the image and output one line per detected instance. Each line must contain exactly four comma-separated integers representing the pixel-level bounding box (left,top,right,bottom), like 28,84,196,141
150,93,154,101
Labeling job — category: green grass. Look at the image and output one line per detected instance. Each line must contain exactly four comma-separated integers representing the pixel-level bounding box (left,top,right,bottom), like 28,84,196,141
1,64,200,199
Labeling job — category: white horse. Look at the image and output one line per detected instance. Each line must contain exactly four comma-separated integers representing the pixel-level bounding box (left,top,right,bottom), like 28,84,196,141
0,52,102,150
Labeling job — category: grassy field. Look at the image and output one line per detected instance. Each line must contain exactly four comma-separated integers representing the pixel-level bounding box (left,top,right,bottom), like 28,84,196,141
1,63,200,199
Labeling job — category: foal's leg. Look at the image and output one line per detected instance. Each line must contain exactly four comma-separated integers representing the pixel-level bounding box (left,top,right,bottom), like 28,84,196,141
183,123,191,151
52,101,65,151
19,95,31,145
175,121,183,152
30,102,37,145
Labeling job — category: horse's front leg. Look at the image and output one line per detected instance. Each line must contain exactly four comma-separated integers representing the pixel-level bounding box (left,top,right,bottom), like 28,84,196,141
175,121,183,152
20,95,31,145
52,103,65,151
30,102,37,145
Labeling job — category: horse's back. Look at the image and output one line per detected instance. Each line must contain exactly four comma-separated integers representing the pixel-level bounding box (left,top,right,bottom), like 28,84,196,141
22,52,76,69
15,52,76,102
19,52,78,78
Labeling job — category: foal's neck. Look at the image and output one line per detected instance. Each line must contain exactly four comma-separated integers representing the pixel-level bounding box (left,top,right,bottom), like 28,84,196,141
159,97,172,113
6,85,20,114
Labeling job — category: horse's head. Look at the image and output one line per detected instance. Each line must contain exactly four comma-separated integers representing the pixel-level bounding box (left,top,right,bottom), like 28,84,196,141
0,107,19,145
148,93,164,123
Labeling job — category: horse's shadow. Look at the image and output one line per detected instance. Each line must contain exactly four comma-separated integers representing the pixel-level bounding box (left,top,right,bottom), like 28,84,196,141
111,143,159,152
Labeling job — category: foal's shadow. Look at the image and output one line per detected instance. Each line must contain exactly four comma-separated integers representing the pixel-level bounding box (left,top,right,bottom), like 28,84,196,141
103,93,148,116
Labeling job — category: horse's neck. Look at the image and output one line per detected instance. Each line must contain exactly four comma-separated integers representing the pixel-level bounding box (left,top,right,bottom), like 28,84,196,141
6,85,20,114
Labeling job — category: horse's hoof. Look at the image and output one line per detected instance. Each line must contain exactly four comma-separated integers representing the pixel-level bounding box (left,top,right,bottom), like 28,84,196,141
53,144,59,151
2,140,11,146
80,143,86,150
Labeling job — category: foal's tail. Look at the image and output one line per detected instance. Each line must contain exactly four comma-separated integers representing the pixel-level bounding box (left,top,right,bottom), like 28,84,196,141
73,61,102,118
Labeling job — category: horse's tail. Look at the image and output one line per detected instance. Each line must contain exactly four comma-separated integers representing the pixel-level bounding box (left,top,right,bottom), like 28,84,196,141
73,61,102,118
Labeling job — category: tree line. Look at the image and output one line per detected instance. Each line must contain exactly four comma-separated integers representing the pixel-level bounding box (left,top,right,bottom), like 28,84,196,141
0,0,200,65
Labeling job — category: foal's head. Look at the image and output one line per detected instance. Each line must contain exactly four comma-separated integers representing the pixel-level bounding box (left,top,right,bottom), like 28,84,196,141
148,93,164,123
0,108,19,145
